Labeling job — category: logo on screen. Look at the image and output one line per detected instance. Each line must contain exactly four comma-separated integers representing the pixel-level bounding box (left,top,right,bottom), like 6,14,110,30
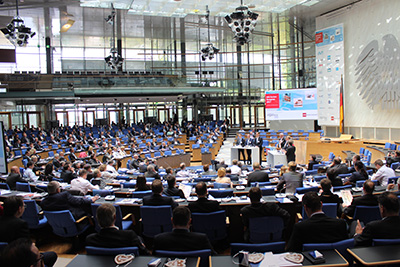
315,32,323,44
331,116,334,121
302,113,307,117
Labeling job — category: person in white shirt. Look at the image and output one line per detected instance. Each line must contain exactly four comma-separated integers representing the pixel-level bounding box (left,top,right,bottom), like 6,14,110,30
371,159,395,186
106,160,119,176
176,163,190,177
230,159,242,175
71,169,99,195
23,161,39,182
99,164,118,179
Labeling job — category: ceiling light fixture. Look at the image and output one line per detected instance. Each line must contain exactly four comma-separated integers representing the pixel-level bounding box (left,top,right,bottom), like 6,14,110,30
104,4,123,71
0,0,36,47
224,1,258,45
200,5,219,61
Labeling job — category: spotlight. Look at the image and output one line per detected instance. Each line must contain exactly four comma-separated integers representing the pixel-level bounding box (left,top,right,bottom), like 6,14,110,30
104,48,124,70
200,43,219,61
105,10,116,25
0,17,35,47
224,5,258,45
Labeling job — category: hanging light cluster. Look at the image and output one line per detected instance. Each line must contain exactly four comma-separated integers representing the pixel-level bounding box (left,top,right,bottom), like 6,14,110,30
104,5,123,70
224,5,258,45
200,6,219,61
0,0,36,47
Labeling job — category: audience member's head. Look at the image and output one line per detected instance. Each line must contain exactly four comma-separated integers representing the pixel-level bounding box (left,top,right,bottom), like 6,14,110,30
232,159,238,165
78,169,88,178
378,192,400,216
99,164,107,172
310,155,316,161
195,182,208,197
355,161,365,171
147,165,155,172
27,160,34,169
166,175,176,188
374,159,384,169
3,195,24,217
179,163,186,170
47,181,60,195
302,191,322,215
363,179,375,194
172,206,191,228
326,168,336,181
1,238,41,267
96,203,116,228
280,165,289,174
203,164,209,172
288,161,297,172
248,187,262,203
253,162,261,170
93,169,101,178
10,165,20,174
165,167,173,174
136,175,147,188
320,178,332,193
353,155,361,163
151,179,163,194
333,158,341,165
217,167,226,178
226,167,232,174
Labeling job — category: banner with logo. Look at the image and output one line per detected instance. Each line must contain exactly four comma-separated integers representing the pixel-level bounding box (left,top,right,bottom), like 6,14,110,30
265,88,318,120
315,24,344,126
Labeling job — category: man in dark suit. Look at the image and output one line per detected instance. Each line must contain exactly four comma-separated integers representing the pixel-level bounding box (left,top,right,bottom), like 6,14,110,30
61,163,77,184
40,181,99,219
154,206,215,254
6,166,27,190
188,182,221,213
287,191,348,252
328,158,349,176
254,132,263,163
285,140,296,163
143,179,178,209
247,162,269,187
163,175,185,199
240,187,290,241
244,133,254,165
343,180,378,217
129,154,142,170
0,196,30,243
354,192,400,246
277,133,286,149
145,165,160,179
235,133,246,163
86,203,148,255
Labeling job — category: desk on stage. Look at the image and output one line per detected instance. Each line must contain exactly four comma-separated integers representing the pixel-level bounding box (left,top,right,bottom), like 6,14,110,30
348,245,400,266
267,150,287,167
231,146,259,165
66,255,199,267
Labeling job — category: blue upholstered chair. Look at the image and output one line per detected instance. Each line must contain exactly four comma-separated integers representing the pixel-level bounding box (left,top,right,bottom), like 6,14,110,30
21,200,48,229
353,206,381,224
191,211,227,242
140,205,172,238
16,182,31,192
373,238,400,246
208,189,234,198
248,216,284,243
43,210,90,238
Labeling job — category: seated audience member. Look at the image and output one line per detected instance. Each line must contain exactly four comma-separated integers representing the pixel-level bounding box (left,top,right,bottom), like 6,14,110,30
371,159,395,186
247,162,269,187
145,165,160,179
238,161,249,172
240,187,290,241
386,151,400,167
307,155,319,170
216,159,228,170
343,180,378,217
23,161,39,182
86,203,148,255
153,206,216,254
53,153,62,169
201,164,216,176
348,155,362,173
188,182,221,213
0,196,29,243
83,164,94,180
328,158,349,177
143,179,178,209
61,162,77,183
71,169,99,195
99,164,118,180
326,168,343,187
225,167,238,181
129,154,142,170
215,167,233,187
1,238,57,267
346,161,368,185
40,181,99,219
164,175,185,199
276,161,303,194
135,175,150,191
280,165,289,176
286,191,348,252
6,166,27,190
90,169,107,188
106,160,119,176
354,192,400,246
165,167,175,176
176,163,190,177
319,178,343,217
230,159,242,175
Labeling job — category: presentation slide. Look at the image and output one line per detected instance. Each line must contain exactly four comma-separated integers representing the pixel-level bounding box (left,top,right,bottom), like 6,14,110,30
0,121,7,174
265,88,318,120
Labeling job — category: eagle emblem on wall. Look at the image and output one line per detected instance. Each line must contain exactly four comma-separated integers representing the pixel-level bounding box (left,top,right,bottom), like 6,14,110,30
355,34,400,109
